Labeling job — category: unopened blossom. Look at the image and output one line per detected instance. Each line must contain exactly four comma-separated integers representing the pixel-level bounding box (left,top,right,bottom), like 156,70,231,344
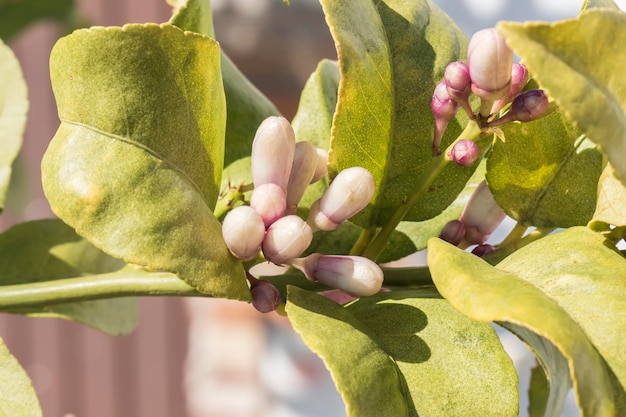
468,28,513,102
286,141,318,215
460,180,506,244
247,273,281,313
307,166,375,232
431,81,459,155
251,116,295,191
471,243,495,258
489,89,550,127
448,139,480,167
438,219,466,246
250,183,287,227
262,215,313,264
222,205,266,261
290,254,384,297
491,63,529,115
444,61,474,118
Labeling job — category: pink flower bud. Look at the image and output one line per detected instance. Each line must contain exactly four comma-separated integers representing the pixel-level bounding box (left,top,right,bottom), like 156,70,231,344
247,273,281,313
438,219,466,246
460,180,506,244
431,81,459,155
307,167,375,232
250,183,287,227
471,244,495,258
444,61,474,118
222,206,266,261
291,254,384,297
468,28,513,101
286,141,318,215
310,148,328,184
491,63,529,114
488,89,550,127
262,215,313,264
448,139,480,167
251,116,295,191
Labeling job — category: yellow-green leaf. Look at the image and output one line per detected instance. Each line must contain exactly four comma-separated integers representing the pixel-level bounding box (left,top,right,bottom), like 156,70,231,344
590,163,626,228
0,337,42,417
42,24,249,301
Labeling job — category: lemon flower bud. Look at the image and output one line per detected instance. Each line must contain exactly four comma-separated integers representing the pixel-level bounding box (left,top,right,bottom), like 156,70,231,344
247,273,281,313
489,89,550,128
444,61,474,118
262,215,313,264
251,116,295,191
290,254,384,297
448,139,480,167
286,141,318,215
431,81,459,155
438,219,466,246
222,206,266,261
250,183,287,227
468,28,513,102
460,180,506,244
310,147,329,184
307,167,375,232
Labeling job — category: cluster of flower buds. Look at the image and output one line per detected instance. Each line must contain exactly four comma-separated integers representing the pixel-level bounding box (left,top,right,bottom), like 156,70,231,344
222,116,324,264
439,180,506,256
289,254,384,297
431,28,549,157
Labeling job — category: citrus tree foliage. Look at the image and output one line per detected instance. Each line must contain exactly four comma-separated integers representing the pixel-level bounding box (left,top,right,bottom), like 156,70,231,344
0,0,625,416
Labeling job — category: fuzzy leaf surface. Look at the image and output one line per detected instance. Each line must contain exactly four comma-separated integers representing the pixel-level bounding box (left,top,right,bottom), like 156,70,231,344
42,24,249,301
0,338,42,417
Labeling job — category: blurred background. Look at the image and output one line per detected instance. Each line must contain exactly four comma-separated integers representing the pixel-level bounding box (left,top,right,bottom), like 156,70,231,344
1,0,623,416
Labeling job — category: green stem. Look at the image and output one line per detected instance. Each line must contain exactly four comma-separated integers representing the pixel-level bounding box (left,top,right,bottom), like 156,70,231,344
349,226,377,256
0,267,202,310
498,222,528,247
362,121,483,261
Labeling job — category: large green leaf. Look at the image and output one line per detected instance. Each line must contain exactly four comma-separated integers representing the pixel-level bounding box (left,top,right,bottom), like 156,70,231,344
169,0,281,169
0,0,75,41
41,24,249,301
486,110,603,228
0,337,42,417
497,10,626,184
322,0,477,227
287,286,518,417
590,163,626,228
428,238,617,417
0,219,137,335
497,226,626,413
0,39,28,212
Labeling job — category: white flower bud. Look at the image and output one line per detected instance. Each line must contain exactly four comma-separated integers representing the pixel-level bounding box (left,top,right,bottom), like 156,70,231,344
460,180,506,244
468,28,513,101
222,206,266,261
286,141,318,215
307,167,375,232
291,254,383,297
262,215,313,264
310,147,329,184
250,183,287,227
251,116,295,191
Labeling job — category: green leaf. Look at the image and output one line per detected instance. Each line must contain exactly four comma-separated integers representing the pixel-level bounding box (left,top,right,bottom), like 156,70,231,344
0,219,137,335
0,0,75,41
497,10,626,184
169,0,281,169
42,24,249,301
528,362,550,417
287,286,518,417
581,0,621,10
0,39,28,212
0,337,42,417
486,111,603,228
428,237,617,417
590,163,626,228
497,226,626,413
321,0,477,227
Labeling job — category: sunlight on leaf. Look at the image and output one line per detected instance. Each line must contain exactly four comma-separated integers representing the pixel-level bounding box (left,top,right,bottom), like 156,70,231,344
42,24,249,301
497,10,626,184
0,39,28,212
590,163,626,228
428,237,617,417
0,337,42,417
287,286,518,417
